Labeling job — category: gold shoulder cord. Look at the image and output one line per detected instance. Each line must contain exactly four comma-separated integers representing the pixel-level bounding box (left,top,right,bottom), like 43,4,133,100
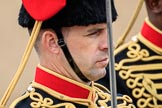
0,21,42,108
115,37,162,108
115,0,144,48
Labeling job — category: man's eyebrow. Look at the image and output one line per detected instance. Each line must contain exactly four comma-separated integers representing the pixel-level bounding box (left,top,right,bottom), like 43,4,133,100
87,27,106,33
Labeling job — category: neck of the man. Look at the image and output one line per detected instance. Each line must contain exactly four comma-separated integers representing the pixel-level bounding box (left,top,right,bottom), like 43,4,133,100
40,61,91,85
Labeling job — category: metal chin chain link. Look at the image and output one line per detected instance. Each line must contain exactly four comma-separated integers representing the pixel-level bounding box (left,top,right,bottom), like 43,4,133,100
57,38,66,47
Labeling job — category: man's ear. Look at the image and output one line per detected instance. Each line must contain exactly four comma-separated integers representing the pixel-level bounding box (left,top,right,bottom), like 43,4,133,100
146,0,162,13
41,30,60,54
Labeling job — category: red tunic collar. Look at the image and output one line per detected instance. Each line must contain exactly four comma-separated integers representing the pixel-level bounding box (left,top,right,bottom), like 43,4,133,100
34,65,93,100
141,19,162,48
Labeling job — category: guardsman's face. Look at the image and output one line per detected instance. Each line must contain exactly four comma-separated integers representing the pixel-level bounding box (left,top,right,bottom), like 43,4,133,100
62,23,108,81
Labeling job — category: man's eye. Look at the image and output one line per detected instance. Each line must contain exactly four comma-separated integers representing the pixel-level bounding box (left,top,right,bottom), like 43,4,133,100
88,31,99,36
84,28,104,37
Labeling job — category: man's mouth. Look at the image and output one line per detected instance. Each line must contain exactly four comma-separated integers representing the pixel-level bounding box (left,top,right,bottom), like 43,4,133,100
96,58,108,67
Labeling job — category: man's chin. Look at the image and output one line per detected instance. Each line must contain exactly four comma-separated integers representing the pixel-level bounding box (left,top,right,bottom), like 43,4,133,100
101,69,106,78
93,69,106,81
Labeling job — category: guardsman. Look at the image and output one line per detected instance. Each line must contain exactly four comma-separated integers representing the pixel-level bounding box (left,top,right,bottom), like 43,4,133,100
8,0,135,108
98,0,162,107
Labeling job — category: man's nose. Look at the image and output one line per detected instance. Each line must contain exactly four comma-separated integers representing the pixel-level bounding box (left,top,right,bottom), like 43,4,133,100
99,30,108,50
